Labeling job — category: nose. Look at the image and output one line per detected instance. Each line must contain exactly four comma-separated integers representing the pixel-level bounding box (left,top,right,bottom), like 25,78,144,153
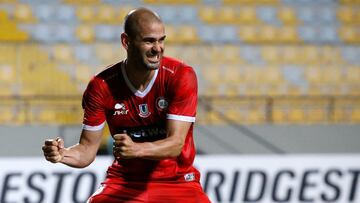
152,41,163,53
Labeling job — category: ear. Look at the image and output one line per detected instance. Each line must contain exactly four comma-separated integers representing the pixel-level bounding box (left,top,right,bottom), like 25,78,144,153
121,33,130,50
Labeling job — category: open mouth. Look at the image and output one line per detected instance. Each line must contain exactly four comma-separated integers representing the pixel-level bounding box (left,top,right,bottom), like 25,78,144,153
147,54,161,63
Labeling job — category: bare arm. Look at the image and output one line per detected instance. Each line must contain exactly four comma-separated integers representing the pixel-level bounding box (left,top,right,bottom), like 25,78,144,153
42,129,103,168
113,119,191,160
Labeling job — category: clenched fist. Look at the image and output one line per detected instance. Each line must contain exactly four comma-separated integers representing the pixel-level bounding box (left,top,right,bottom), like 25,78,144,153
113,133,139,159
42,137,65,163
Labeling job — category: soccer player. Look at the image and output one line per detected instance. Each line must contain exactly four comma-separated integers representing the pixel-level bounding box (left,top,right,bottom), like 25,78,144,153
42,7,211,203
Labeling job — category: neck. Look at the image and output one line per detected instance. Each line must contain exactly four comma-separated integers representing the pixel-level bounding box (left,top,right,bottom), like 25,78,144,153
124,60,155,92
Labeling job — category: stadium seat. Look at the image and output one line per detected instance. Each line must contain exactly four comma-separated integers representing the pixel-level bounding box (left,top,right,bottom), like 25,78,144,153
97,4,117,24
75,24,95,43
14,3,37,23
53,44,75,64
279,26,299,43
277,6,298,25
218,7,238,24
238,26,259,43
0,64,16,83
338,26,359,43
198,6,217,24
177,25,199,44
76,6,95,23
337,6,356,24
238,7,259,24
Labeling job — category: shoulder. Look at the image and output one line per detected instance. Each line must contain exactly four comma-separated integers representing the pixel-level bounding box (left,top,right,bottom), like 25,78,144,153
86,61,122,92
95,61,122,82
161,56,196,77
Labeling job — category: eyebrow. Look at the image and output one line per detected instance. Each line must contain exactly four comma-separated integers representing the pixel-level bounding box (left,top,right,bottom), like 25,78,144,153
142,35,166,42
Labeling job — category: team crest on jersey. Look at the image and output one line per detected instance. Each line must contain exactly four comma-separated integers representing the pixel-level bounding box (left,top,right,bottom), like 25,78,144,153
113,103,128,115
138,104,151,118
156,97,168,111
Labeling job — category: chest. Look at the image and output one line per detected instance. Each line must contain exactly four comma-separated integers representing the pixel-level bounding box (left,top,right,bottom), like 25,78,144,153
105,85,169,129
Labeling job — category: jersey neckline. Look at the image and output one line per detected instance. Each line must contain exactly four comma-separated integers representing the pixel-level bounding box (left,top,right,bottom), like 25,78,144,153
121,61,159,98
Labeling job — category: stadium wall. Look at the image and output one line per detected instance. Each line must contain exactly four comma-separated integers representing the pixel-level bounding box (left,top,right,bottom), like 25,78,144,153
0,125,360,156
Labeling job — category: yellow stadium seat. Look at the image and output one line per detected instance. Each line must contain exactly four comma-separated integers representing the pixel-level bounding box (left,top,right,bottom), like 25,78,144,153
75,64,92,84
247,108,266,124
259,25,278,43
238,7,258,24
277,6,298,25
76,24,95,43
117,6,134,23
220,45,243,64
307,108,327,123
351,108,360,123
207,110,225,125
223,66,241,83
0,107,14,123
279,26,299,43
143,0,198,4
218,7,238,24
261,66,282,84
288,108,305,123
198,6,217,24
272,107,287,123
177,25,199,44
224,109,244,125
201,65,222,84
302,46,321,64
95,43,116,64
97,5,117,24
0,21,29,42
64,0,100,4
322,67,342,84
305,66,323,85
76,6,95,23
0,64,15,83
321,46,344,65
281,46,300,64
37,108,56,123
337,6,356,24
345,67,360,84
14,3,36,23
53,44,75,63
238,26,258,43
261,46,281,64
338,26,359,43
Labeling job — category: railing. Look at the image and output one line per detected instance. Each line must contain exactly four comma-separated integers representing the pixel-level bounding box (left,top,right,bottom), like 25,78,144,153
0,95,359,125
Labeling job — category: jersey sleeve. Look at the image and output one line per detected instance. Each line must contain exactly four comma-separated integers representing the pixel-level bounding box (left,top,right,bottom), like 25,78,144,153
167,66,197,122
82,77,107,131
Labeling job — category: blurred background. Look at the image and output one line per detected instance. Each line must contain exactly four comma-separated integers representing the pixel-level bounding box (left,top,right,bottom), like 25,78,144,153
0,0,359,155
0,0,360,202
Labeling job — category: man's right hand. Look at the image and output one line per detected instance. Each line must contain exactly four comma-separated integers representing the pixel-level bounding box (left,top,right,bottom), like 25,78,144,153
42,137,65,163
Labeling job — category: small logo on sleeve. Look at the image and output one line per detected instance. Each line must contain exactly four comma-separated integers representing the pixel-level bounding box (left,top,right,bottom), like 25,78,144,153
139,104,151,118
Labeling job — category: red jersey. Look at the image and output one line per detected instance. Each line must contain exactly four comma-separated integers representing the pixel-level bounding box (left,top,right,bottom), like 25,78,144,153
82,56,199,182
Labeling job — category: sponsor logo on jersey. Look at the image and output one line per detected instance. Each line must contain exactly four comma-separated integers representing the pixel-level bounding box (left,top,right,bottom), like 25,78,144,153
184,173,195,182
138,104,151,118
113,103,128,115
156,97,168,111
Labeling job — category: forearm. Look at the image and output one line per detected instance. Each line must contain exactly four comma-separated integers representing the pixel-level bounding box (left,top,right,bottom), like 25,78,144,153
137,136,184,160
60,143,97,168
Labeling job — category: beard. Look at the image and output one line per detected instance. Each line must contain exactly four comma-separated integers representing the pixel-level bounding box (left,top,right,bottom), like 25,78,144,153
145,60,161,70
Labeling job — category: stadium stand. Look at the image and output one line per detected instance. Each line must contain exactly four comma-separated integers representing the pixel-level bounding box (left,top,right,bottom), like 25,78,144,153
0,0,359,127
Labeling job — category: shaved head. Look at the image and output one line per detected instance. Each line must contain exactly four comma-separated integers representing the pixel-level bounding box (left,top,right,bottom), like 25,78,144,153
124,8,163,39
